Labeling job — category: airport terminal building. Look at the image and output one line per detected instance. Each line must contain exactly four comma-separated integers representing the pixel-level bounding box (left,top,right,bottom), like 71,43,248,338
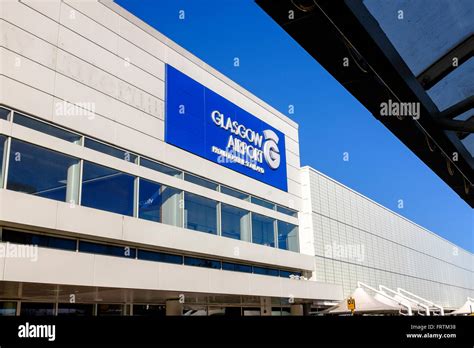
300,167,473,309
0,0,471,316
0,0,341,316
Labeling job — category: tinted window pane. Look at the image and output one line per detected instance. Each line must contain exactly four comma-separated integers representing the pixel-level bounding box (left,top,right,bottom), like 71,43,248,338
141,158,182,178
138,179,182,226
97,304,123,316
253,266,279,277
81,161,135,216
277,205,298,217
138,249,183,264
252,213,275,247
58,304,94,316
251,196,275,210
220,186,249,200
427,58,474,111
79,241,135,258
0,302,16,316
8,140,79,202
184,256,221,269
279,270,302,278
138,179,162,222
221,204,250,241
20,302,55,316
84,138,136,163
184,173,218,190
184,192,217,234
133,304,166,316
0,135,6,187
14,114,81,143
0,107,10,120
32,235,76,251
2,230,76,251
277,221,299,252
222,262,252,273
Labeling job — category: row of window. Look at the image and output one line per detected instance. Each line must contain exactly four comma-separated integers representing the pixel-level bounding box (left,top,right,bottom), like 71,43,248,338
0,135,298,251
1,302,297,316
1,230,302,278
0,106,297,217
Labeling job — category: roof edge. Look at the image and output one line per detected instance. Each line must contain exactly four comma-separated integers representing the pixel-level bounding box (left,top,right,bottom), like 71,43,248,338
99,0,299,129
301,166,473,257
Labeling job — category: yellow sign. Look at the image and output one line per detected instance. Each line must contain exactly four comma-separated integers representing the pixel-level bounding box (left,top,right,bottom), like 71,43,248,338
347,297,356,311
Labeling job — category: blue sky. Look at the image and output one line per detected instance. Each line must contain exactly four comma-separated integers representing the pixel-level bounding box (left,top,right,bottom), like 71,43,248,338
116,0,473,252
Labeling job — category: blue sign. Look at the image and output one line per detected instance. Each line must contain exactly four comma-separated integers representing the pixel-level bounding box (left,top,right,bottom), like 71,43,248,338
165,64,288,191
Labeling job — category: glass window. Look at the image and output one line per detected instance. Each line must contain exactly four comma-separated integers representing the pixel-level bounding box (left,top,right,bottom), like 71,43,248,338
133,304,166,316
253,266,279,277
279,270,302,278
222,262,252,273
0,135,7,187
79,241,136,258
138,179,162,222
363,0,473,77
13,113,81,143
137,249,183,265
138,178,182,226
141,158,182,178
277,205,298,217
97,304,123,316
0,302,16,316
220,186,249,200
184,192,217,234
277,221,299,252
184,173,218,190
81,161,135,216
2,230,76,251
221,204,250,241
0,107,10,120
57,304,94,316
252,213,275,247
251,196,275,210
84,138,137,163
427,58,474,111
20,302,55,316
184,256,221,269
7,139,80,202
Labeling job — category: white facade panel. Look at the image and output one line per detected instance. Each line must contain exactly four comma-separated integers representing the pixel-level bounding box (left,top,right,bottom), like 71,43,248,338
301,166,474,308
0,0,346,309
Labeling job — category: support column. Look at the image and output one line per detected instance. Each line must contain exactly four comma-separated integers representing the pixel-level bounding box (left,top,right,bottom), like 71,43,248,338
66,161,80,205
260,297,272,316
166,300,183,316
290,304,304,316
303,303,312,316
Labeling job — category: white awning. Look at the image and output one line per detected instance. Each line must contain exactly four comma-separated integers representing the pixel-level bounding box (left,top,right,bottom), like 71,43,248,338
448,299,474,316
327,287,401,315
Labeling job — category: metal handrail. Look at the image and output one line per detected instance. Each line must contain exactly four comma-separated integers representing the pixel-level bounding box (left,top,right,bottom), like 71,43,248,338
397,287,445,316
379,285,428,316
357,281,412,316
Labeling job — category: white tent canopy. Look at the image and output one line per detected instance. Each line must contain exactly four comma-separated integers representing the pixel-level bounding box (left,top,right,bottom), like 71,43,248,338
448,299,474,316
327,287,401,315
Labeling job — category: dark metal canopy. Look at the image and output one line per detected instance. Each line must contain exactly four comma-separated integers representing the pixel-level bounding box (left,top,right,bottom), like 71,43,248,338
256,0,474,207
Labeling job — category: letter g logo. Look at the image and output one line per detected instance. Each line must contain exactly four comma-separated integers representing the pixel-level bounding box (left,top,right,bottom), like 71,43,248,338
263,130,280,170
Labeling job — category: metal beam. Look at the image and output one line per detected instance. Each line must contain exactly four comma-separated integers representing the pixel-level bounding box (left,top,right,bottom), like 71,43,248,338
439,96,474,120
256,0,474,207
417,35,474,90
437,118,474,133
